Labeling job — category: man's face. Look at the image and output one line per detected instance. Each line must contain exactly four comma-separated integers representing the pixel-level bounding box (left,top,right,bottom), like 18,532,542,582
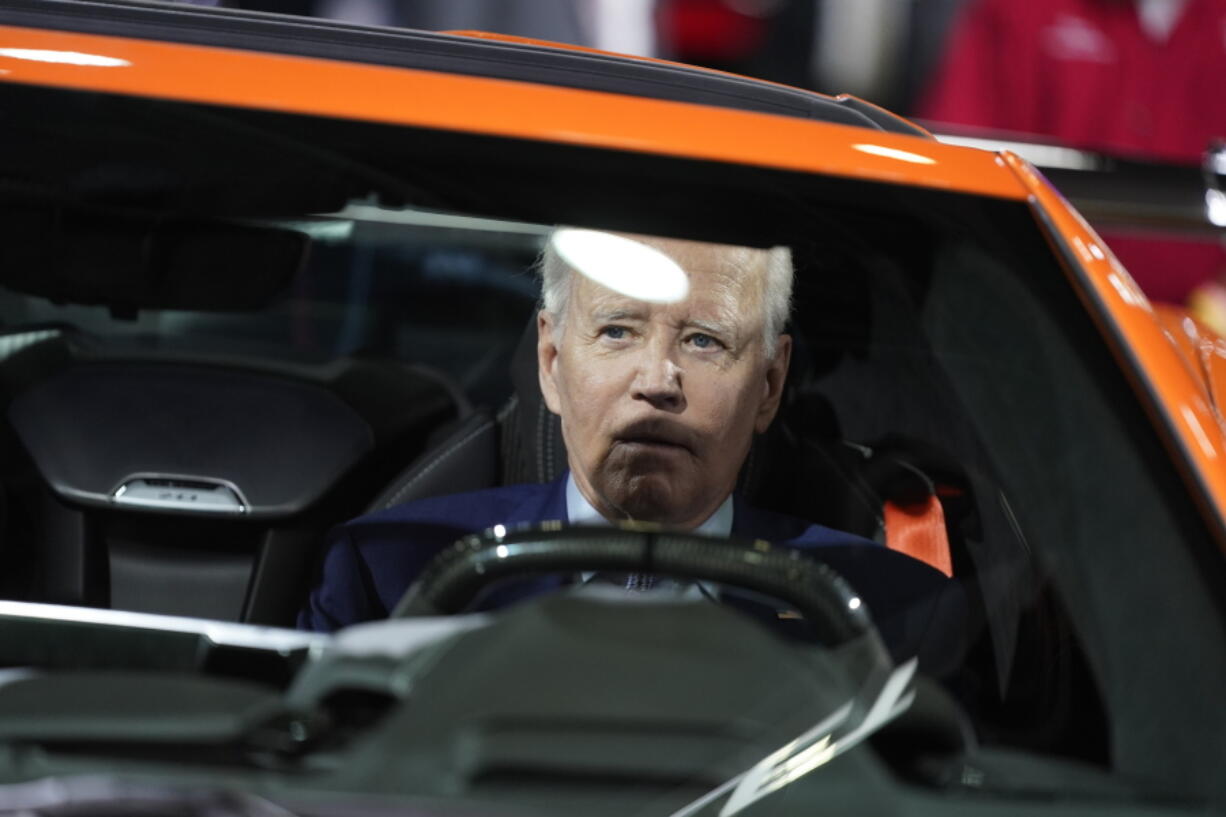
538,235,791,529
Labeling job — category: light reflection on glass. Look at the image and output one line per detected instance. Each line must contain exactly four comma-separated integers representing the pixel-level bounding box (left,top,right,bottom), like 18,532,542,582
0,48,131,68
1106,272,1148,308
848,597,861,611
1071,235,1094,264
1206,188,1226,228
551,229,689,304
851,143,937,165
759,736,835,791
1211,148,1226,177
1180,405,1219,459
710,660,918,816
495,545,509,559
492,524,507,539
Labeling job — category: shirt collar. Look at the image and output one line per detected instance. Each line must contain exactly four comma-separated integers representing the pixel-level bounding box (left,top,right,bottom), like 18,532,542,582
565,471,734,536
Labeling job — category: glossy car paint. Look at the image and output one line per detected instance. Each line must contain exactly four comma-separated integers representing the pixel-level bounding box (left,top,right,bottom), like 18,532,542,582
1153,302,1226,418
1002,152,1226,541
0,25,1019,196
1,21,1223,550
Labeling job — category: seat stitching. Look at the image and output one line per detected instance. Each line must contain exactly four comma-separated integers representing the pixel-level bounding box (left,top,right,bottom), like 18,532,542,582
545,403,555,481
496,394,518,424
381,419,495,509
741,447,757,495
536,400,548,483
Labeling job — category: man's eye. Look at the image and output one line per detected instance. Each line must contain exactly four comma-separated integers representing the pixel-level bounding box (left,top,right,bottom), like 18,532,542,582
601,326,628,340
687,332,724,350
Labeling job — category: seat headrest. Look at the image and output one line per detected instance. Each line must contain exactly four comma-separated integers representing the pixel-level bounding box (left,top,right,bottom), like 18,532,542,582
501,314,567,484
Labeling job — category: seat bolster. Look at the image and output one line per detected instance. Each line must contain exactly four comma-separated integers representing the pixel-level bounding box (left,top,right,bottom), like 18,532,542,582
365,411,499,513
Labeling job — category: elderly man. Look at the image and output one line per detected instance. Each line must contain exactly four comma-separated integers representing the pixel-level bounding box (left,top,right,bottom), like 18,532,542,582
537,231,795,533
299,231,955,647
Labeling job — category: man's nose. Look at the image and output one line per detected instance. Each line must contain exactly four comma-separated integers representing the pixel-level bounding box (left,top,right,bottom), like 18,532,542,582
631,346,685,413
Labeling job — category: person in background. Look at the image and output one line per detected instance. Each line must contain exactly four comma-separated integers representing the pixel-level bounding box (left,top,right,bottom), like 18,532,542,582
918,0,1226,304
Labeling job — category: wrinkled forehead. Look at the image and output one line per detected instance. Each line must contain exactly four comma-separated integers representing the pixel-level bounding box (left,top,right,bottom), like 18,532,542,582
569,233,769,322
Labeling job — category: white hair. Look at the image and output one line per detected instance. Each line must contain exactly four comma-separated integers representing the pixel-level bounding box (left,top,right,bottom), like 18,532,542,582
538,232,793,357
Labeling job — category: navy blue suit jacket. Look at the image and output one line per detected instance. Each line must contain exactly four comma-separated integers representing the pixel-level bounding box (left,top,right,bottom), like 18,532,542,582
299,475,966,671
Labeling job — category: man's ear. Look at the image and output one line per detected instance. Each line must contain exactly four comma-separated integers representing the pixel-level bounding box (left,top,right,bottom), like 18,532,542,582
537,310,563,416
754,334,792,434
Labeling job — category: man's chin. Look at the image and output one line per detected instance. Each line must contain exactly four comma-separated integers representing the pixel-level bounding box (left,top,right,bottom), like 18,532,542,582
597,469,696,526
617,475,675,520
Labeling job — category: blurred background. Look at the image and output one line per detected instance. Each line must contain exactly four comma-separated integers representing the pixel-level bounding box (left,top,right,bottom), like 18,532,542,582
179,0,1226,318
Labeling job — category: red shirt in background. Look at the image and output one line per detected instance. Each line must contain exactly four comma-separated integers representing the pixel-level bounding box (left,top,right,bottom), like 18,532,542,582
919,0,1226,302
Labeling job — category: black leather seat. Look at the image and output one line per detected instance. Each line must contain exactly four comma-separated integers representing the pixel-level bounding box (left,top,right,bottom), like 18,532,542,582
0,328,465,625
364,319,563,513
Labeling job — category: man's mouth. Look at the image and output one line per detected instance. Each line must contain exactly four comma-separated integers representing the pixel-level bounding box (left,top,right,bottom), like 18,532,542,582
619,437,686,450
612,422,696,456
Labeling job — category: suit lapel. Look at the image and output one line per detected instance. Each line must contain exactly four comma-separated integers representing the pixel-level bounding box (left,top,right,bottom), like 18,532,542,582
732,495,809,543
505,470,569,528
473,472,569,609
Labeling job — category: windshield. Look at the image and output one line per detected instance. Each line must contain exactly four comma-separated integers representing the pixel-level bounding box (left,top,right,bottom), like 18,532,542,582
0,80,1223,815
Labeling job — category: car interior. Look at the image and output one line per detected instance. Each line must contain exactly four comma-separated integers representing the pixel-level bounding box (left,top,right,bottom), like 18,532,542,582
7,78,1224,782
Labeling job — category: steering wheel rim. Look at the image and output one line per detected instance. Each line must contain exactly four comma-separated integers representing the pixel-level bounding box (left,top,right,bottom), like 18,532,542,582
391,525,890,653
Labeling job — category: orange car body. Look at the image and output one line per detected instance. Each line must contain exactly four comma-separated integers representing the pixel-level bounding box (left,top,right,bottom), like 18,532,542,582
4,6,1226,812
1,20,1221,548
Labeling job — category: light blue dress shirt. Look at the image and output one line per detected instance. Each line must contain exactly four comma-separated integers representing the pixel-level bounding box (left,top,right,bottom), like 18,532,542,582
566,473,731,595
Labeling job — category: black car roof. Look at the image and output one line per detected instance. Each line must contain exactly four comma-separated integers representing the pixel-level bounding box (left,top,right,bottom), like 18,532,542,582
0,0,930,138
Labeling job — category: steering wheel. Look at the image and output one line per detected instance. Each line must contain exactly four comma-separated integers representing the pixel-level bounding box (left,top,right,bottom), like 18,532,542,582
391,525,892,664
